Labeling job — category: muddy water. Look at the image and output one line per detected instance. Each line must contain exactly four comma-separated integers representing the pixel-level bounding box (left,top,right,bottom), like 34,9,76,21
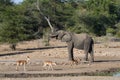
0,72,118,78
113,72,120,76
0,71,116,78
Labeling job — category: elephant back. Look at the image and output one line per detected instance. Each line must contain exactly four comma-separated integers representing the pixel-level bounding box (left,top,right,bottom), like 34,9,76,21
74,33,89,40
73,33,91,49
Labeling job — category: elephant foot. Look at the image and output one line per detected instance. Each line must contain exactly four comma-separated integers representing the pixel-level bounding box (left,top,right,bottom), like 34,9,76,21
90,59,94,63
83,58,88,61
68,58,74,61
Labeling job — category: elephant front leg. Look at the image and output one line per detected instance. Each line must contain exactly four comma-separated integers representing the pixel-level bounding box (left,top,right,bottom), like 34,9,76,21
67,43,74,61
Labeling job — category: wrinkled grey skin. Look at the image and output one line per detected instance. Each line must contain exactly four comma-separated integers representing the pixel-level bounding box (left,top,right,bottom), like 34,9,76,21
51,30,94,62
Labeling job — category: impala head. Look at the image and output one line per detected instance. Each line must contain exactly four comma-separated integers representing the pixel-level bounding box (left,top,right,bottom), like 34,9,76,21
26,56,30,62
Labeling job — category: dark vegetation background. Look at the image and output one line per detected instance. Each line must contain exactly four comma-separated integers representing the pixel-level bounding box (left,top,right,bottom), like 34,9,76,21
0,0,120,45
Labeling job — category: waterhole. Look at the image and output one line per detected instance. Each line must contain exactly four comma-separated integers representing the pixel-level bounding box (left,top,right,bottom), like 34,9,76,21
113,72,120,77
0,68,119,78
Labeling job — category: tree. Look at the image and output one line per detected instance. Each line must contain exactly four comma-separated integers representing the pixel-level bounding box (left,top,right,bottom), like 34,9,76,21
0,0,40,50
77,0,120,36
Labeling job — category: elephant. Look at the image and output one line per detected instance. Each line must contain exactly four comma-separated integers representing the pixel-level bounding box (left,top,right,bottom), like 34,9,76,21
40,16,94,62
50,30,94,62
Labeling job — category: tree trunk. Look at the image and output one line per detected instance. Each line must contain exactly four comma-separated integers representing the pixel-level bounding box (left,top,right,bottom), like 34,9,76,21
10,43,16,50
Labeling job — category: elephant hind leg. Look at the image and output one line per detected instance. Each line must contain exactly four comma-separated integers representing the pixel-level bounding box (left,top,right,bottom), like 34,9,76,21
89,40,94,62
84,38,94,62
89,50,94,62
84,47,89,61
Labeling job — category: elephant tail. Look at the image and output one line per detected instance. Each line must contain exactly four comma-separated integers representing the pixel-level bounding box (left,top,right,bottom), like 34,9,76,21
91,38,94,48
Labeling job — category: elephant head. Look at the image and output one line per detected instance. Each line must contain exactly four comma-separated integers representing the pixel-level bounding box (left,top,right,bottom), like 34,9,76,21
41,16,72,42
51,30,72,42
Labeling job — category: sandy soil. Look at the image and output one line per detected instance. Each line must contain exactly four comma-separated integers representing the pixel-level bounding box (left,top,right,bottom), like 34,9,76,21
0,76,120,80
0,39,120,79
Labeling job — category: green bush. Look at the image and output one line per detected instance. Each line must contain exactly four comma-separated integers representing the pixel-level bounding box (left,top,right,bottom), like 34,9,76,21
116,31,120,38
115,22,120,37
106,28,116,36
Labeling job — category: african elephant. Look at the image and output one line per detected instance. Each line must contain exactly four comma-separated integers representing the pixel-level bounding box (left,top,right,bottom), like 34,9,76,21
50,30,94,62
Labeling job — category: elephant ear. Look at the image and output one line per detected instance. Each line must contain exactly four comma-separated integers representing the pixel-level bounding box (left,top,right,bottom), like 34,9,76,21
61,32,72,42
57,30,65,40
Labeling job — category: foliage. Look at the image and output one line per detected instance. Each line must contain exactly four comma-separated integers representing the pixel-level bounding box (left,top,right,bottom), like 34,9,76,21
0,0,40,44
77,0,119,36
106,28,116,36
115,22,120,37
0,0,120,44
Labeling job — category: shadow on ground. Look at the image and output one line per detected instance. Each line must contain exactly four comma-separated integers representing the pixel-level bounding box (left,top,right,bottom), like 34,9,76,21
95,60,120,63
0,51,33,57
24,46,67,51
0,46,67,57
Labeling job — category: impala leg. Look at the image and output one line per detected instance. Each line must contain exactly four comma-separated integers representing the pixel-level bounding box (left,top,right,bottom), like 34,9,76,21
16,65,18,71
24,64,26,71
50,65,53,70
16,63,19,71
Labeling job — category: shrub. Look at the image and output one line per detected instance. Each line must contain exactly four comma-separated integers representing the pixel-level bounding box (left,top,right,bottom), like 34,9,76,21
106,28,116,36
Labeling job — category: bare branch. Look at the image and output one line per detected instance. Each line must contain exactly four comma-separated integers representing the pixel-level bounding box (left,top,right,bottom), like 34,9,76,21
36,0,54,33
44,16,54,33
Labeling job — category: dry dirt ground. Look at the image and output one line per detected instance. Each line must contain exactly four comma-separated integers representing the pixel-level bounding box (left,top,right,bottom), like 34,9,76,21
0,38,120,79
